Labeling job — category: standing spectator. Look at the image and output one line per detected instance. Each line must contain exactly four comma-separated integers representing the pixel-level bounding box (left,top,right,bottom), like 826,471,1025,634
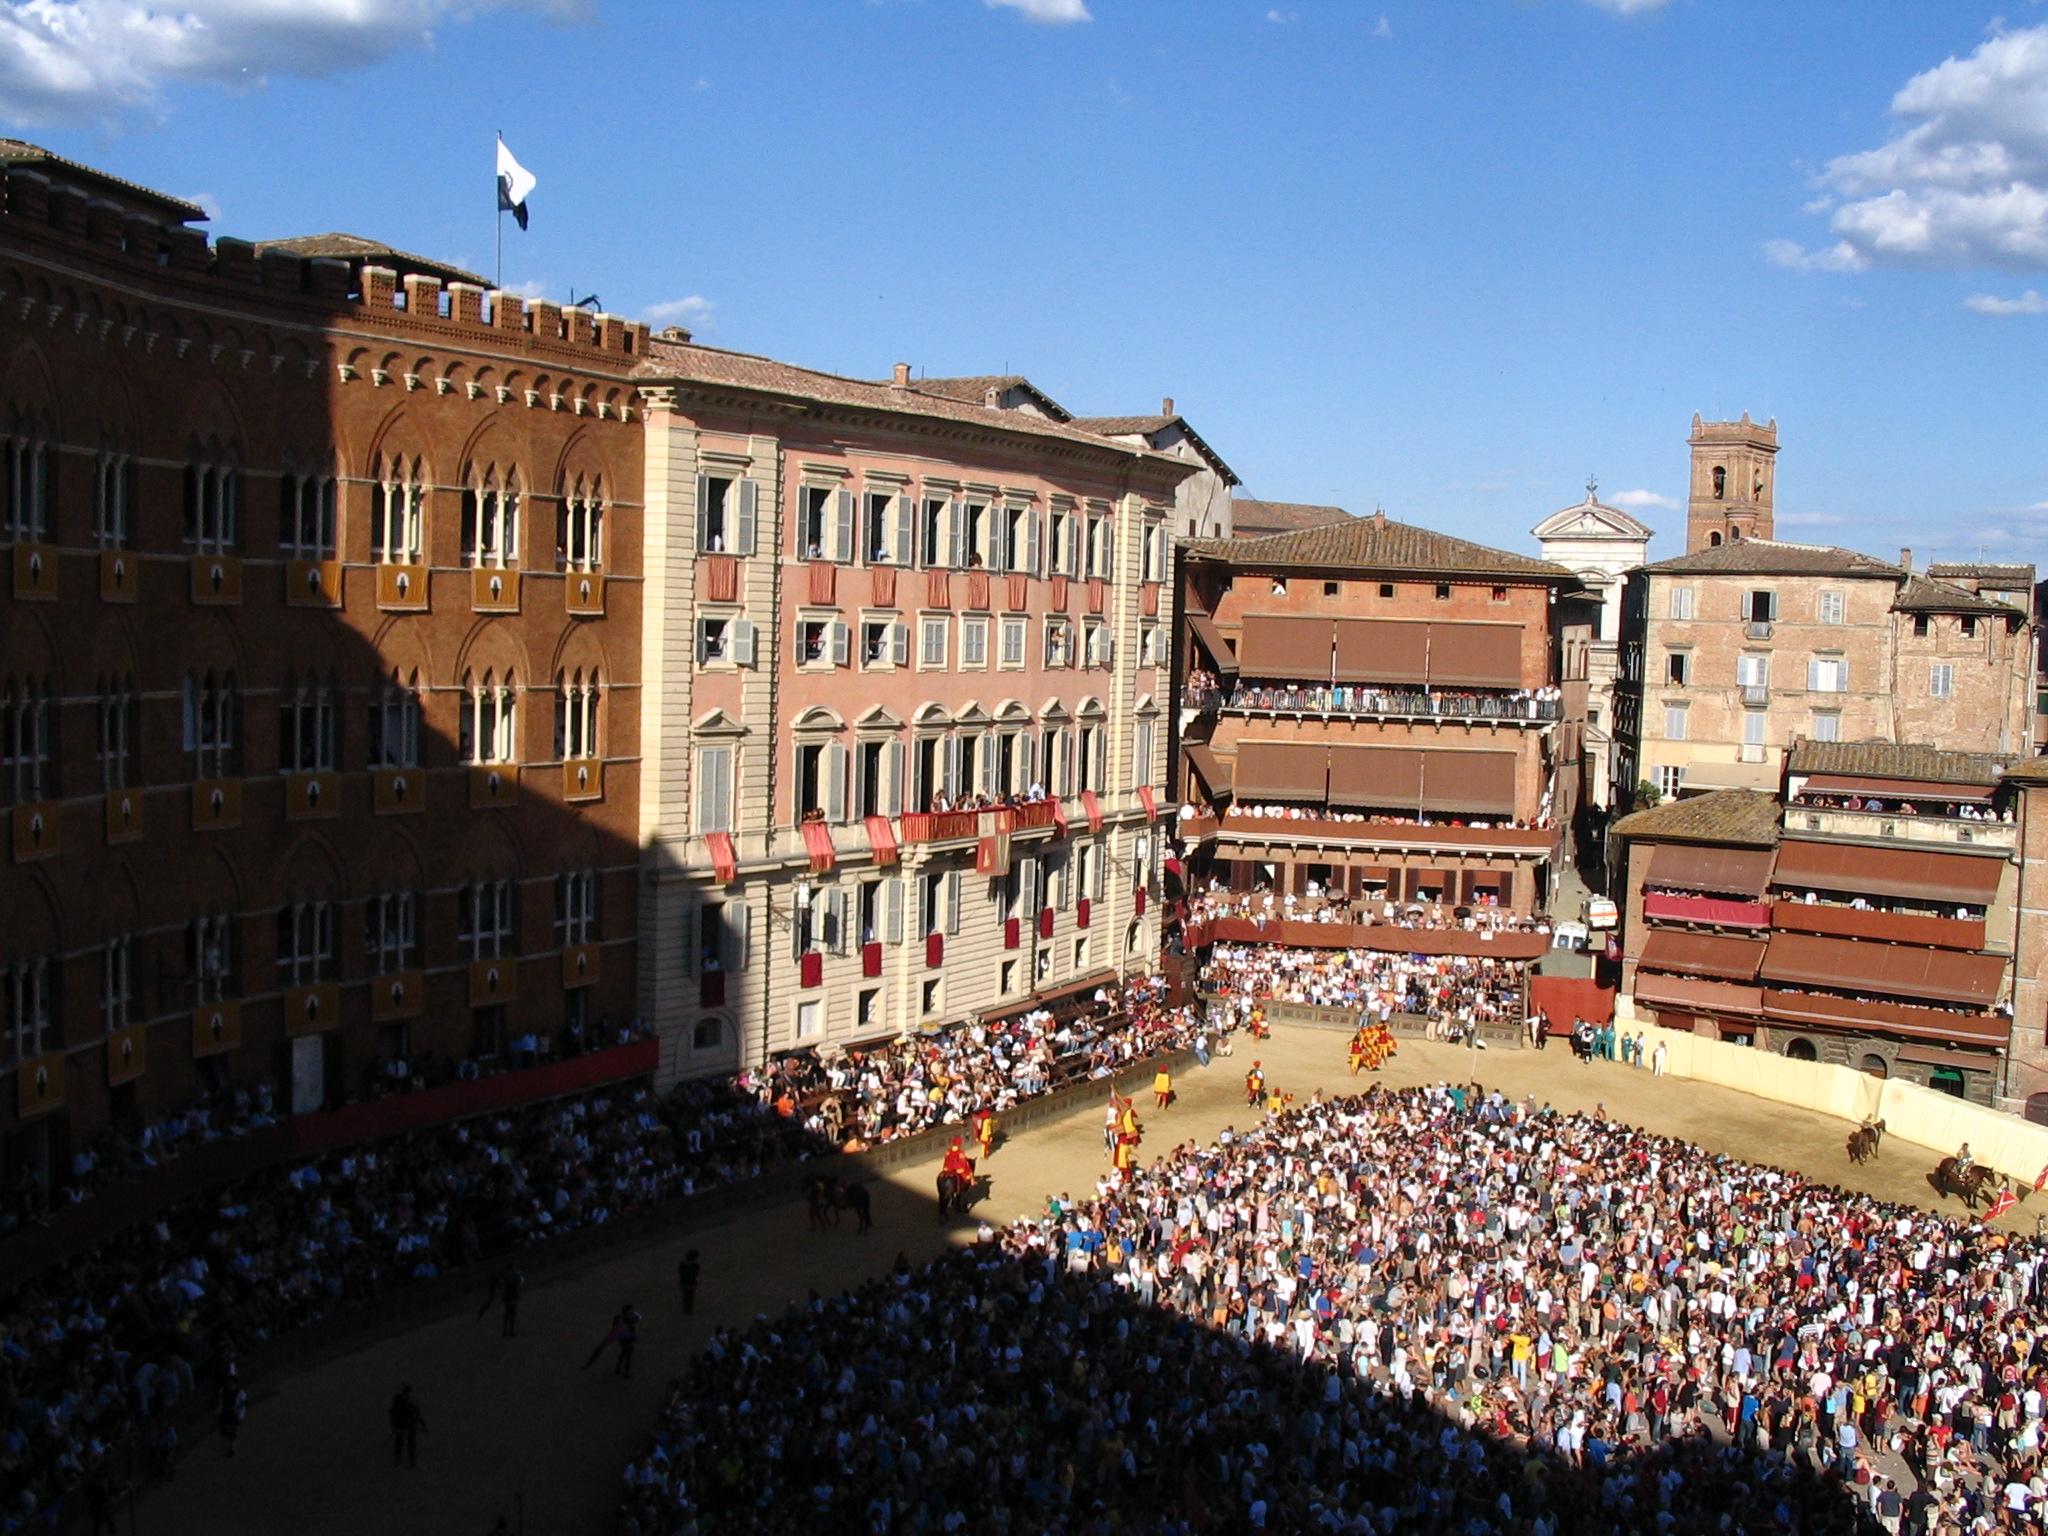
217,1376,247,1460
389,1384,426,1469
677,1250,702,1316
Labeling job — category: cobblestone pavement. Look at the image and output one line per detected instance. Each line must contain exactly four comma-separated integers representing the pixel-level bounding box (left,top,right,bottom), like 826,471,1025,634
136,1030,2021,1536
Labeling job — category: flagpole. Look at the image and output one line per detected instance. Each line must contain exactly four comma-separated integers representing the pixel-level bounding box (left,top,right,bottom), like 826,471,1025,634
495,130,503,291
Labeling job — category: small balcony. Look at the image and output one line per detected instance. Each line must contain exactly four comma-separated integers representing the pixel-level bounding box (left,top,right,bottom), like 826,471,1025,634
1743,620,1773,641
901,808,981,844
1738,743,1767,763
1223,683,1560,724
1740,684,1770,707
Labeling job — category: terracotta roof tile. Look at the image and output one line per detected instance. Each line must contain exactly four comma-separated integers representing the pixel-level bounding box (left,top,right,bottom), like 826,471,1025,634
1070,413,1241,487
1641,538,1903,578
640,342,1197,467
1611,789,1782,848
1231,498,1355,535
1787,739,2010,786
1892,573,2021,614
254,233,485,288
897,375,1072,421
1187,511,1576,581
0,138,206,223
1928,562,2034,582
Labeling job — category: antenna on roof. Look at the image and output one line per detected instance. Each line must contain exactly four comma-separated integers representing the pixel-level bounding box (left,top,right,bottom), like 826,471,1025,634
1586,474,1599,502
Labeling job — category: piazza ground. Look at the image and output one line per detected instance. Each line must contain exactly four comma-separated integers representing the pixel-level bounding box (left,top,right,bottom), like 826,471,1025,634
137,1029,2026,1536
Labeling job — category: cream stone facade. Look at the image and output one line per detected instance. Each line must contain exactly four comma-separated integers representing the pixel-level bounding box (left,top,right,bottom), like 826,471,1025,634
635,348,1194,1081
1532,484,1651,809
1620,541,2034,801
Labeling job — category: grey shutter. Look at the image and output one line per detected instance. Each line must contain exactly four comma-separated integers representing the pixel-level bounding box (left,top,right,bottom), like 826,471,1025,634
831,621,850,667
1095,729,1109,790
793,623,806,666
1025,508,1041,575
681,904,699,978
1020,856,1038,920
947,498,964,569
1806,657,1820,692
826,743,848,823
835,488,855,563
946,870,962,935
827,890,848,955
693,748,715,831
1020,734,1037,791
726,902,750,972
885,876,905,943
1066,517,1081,577
944,734,963,799
895,493,914,566
736,478,757,556
695,623,709,667
695,473,712,552
886,740,905,817
990,507,1009,573
891,622,909,666
733,618,756,667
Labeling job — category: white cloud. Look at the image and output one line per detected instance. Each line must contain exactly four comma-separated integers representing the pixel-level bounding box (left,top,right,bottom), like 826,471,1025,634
183,190,221,221
502,278,552,302
1372,14,1392,38
984,0,1091,23
1266,8,1295,22
1763,236,1868,273
644,294,714,332
1964,286,2048,313
1583,0,1671,13
1608,488,1677,512
1770,22,2048,274
0,0,587,129
1777,510,1852,529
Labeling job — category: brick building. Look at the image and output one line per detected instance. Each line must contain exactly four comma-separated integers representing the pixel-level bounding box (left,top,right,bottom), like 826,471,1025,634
1172,513,1588,917
1615,742,2017,1106
1,148,645,1186
633,351,1194,1079
1228,496,1353,539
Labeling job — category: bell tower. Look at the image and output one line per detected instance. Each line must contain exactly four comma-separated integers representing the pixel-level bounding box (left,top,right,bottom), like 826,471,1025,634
1686,412,1778,552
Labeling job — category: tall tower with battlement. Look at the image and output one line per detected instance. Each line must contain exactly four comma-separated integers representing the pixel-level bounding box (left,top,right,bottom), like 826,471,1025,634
1686,413,1778,552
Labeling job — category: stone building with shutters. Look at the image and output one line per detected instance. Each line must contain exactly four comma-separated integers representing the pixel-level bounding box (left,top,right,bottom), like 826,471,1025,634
633,353,1194,1079
0,144,644,1189
1614,741,2020,1107
1619,540,2034,802
1171,512,1590,918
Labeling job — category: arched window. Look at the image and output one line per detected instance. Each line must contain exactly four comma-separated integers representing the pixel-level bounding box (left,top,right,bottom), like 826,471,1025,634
458,877,516,959
93,439,136,550
460,670,517,764
1859,1053,1888,1079
369,668,423,769
280,467,337,559
275,896,335,986
1785,1037,1817,1061
373,454,424,565
2025,1092,2048,1127
182,669,239,779
2,675,57,804
559,471,604,572
555,667,600,761
278,670,338,772
1711,465,1726,500
463,463,520,569
183,436,240,553
97,674,138,791
1708,531,1723,548
4,411,55,544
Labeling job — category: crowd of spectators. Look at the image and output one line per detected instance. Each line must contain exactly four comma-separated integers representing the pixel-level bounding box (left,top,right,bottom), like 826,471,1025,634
1226,682,1564,722
1791,790,2011,824
0,981,1201,1529
1227,802,1554,833
618,1083,2048,1536
737,974,1207,1151
1185,885,1549,936
1201,941,1527,1030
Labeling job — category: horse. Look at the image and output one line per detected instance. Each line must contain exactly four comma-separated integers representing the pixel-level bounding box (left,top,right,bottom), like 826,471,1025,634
1846,1118,1886,1165
937,1168,983,1219
1934,1157,1996,1210
803,1172,839,1232
834,1178,872,1234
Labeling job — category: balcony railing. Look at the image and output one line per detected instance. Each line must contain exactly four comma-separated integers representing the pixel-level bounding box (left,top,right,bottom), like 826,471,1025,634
1744,620,1774,640
1738,743,1767,763
901,809,982,843
1224,685,1560,722
1002,801,1060,835
1740,684,1770,706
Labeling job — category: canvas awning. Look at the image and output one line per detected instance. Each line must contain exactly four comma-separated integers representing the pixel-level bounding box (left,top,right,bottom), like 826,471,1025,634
1421,751,1518,817
1642,844,1775,898
1636,930,1766,982
1334,619,1429,686
1236,614,1334,682
1425,623,1524,689
1182,741,1231,798
1187,612,1238,674
1771,838,2003,907
1328,745,1422,809
1762,989,2007,1047
1633,973,1765,1017
1759,931,2006,1007
1769,900,1986,952
1800,774,1994,802
1232,741,1329,801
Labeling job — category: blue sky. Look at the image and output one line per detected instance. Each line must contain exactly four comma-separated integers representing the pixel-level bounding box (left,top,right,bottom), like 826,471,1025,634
6,0,2047,569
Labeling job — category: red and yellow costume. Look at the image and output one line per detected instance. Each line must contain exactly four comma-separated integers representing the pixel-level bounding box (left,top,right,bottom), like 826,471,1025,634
972,1107,996,1160
941,1137,976,1185
1349,1023,1397,1074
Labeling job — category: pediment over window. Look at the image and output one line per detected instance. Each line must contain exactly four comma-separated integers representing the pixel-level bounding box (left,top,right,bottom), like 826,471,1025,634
692,708,746,738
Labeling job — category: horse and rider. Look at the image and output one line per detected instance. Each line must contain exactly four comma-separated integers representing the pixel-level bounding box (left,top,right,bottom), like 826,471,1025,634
1845,1117,1886,1165
803,1171,874,1232
1934,1141,1999,1210
936,1137,983,1218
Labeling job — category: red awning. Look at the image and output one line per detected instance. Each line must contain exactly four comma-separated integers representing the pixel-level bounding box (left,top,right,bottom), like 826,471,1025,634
1641,892,1772,928
1081,789,1104,833
864,814,899,867
1800,774,1994,802
1761,989,2007,1047
1237,614,1335,681
1642,844,1775,898
1769,900,1984,952
1424,623,1524,690
1636,930,1766,982
706,831,738,885
801,820,837,874
1187,611,1238,674
1137,784,1158,821
1633,973,1766,1017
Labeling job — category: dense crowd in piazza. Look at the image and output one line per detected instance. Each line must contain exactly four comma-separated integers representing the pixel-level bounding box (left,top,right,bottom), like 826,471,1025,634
1201,942,1529,1030
0,979,1206,1529
618,1083,2048,1536
1183,888,1552,936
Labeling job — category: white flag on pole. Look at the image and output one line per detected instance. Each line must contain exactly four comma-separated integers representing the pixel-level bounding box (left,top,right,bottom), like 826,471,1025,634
496,139,536,229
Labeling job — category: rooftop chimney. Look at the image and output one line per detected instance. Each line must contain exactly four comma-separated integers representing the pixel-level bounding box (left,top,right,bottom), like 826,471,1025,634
1900,547,1913,572
891,361,911,388
1161,396,1175,417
